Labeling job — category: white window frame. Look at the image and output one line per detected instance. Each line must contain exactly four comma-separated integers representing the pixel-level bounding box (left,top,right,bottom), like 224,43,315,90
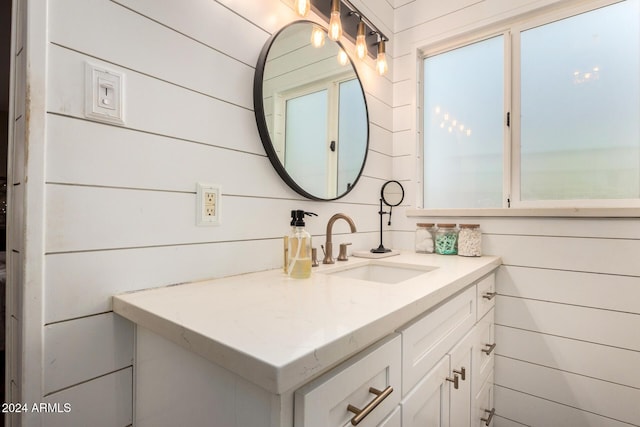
416,0,640,215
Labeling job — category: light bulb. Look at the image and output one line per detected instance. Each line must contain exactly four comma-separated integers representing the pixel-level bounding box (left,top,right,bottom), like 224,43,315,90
310,26,325,48
328,0,342,41
337,49,349,66
355,21,368,60
294,0,310,17
376,39,388,76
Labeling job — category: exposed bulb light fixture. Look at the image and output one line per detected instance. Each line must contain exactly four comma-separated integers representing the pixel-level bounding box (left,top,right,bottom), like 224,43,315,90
291,0,389,77
337,49,349,65
294,0,310,17
310,25,326,48
376,37,388,76
355,19,368,60
328,0,342,41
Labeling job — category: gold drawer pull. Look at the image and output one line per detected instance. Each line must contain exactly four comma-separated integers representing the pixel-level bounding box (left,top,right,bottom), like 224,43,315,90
481,408,496,426
347,386,393,426
481,343,497,355
482,292,497,300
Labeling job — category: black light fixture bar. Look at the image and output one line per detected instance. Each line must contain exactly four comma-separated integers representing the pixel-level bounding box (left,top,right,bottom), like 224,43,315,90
309,0,388,60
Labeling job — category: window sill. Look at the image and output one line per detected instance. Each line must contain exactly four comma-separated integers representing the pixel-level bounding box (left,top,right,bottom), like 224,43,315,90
406,207,640,218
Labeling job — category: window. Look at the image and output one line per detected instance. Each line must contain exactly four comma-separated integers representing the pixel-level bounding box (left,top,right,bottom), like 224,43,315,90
421,0,640,208
423,36,504,208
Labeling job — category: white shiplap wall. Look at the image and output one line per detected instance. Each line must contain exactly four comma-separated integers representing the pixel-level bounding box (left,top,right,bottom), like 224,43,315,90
393,1,640,426
13,0,394,425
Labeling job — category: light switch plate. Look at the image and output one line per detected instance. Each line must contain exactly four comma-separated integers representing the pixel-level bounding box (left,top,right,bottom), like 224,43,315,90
85,62,125,125
196,183,221,226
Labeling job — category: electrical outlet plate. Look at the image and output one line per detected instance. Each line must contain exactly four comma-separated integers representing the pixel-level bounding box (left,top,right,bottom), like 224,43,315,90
196,183,221,226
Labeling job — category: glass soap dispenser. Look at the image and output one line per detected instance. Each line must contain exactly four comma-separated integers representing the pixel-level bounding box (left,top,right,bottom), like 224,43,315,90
287,210,316,279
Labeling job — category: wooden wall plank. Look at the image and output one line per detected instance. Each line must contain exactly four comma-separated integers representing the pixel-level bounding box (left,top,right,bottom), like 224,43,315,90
46,114,284,197
43,368,132,427
494,385,633,427
495,295,640,352
497,265,640,314
113,0,269,66
495,356,640,425
484,234,640,276
44,313,133,394
496,325,640,389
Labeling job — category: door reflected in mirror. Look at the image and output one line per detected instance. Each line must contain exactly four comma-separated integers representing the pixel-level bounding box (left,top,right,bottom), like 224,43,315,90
255,21,369,200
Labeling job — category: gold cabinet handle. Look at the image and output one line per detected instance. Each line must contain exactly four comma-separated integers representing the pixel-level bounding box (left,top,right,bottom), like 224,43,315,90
446,374,459,389
482,292,497,300
481,408,496,426
481,343,497,355
347,386,393,426
453,366,466,381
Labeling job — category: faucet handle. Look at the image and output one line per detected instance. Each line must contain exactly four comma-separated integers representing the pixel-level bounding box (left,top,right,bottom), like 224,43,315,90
338,243,352,261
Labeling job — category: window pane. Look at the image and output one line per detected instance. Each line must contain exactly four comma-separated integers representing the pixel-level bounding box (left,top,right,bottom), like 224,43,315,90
520,0,640,201
338,79,368,195
285,90,328,196
423,36,504,208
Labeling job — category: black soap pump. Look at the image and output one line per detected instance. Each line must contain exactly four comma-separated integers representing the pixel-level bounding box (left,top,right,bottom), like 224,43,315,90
287,210,317,279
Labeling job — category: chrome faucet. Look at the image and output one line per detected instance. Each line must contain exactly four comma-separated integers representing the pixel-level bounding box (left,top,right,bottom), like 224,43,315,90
323,213,357,264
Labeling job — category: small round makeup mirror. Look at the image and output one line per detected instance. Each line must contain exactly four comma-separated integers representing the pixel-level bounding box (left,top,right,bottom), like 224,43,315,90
372,180,405,253
381,180,404,207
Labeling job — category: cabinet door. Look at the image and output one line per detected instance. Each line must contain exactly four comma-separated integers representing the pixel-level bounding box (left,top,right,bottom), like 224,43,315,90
400,286,477,395
294,334,401,427
378,406,401,427
450,328,475,427
473,307,495,397
402,355,451,427
473,371,494,427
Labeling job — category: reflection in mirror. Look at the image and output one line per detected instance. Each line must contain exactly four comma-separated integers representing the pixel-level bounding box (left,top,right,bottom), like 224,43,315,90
255,21,369,200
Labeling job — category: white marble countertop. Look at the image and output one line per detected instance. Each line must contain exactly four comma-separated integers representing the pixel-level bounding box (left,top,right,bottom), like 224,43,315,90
113,252,501,395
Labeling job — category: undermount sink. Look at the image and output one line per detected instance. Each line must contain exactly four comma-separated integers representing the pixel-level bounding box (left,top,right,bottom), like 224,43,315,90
321,261,437,284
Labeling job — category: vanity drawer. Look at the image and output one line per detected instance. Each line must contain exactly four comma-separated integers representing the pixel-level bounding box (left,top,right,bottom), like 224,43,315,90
399,286,477,395
473,307,495,397
476,273,496,321
294,334,401,427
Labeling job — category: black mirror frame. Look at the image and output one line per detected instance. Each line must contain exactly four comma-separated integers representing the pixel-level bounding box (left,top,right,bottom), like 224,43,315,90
381,180,405,207
253,20,370,201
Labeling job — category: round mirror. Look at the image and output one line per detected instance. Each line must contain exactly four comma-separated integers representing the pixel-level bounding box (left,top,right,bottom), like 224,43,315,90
381,180,404,207
254,21,369,200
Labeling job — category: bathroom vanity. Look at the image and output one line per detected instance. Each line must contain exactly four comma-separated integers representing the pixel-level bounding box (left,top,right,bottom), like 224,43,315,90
113,252,500,426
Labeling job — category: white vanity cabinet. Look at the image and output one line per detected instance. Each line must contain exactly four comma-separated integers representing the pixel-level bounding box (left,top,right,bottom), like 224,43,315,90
113,254,501,427
294,272,497,427
399,273,496,427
